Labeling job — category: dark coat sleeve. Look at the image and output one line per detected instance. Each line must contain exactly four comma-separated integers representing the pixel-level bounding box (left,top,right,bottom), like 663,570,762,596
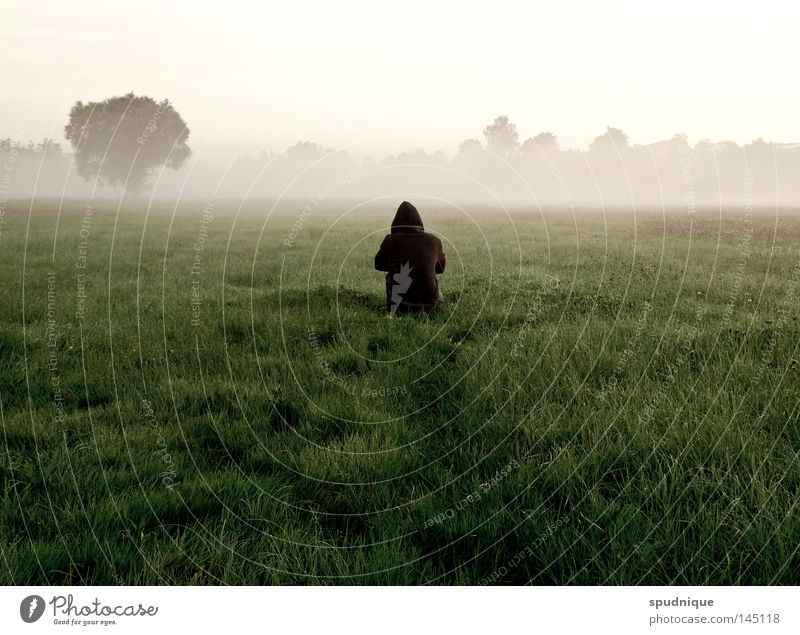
435,238,446,274
374,237,391,272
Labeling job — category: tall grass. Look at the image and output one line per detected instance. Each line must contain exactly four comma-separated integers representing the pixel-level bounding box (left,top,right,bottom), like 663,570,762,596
0,201,797,584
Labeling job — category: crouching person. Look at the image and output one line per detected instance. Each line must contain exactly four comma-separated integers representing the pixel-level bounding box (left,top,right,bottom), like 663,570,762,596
374,201,446,314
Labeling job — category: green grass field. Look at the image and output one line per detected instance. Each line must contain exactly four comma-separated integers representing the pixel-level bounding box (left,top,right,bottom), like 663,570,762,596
1,200,797,584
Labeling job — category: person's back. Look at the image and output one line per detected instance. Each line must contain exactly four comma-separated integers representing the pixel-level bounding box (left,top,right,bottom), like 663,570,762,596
374,201,446,313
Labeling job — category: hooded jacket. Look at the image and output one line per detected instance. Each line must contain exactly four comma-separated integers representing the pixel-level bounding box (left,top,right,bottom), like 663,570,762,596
374,201,446,310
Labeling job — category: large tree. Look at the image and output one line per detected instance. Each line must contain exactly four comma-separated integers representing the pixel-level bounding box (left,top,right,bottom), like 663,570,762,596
65,92,191,194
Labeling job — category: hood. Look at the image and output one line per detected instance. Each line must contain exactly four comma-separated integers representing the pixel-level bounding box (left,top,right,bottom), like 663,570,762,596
391,201,424,233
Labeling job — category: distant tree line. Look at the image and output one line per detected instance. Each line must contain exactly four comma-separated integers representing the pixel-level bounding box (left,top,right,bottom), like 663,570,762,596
0,138,71,199
2,100,799,205
0,138,63,157
221,116,800,206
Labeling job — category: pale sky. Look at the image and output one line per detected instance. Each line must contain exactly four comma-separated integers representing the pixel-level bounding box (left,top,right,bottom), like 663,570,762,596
1,0,798,158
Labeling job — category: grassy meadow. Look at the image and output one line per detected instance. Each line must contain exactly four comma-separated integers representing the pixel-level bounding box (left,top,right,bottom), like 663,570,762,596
0,199,798,584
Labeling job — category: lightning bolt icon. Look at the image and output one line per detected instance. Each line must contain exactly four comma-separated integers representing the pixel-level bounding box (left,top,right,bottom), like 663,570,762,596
28,597,37,618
